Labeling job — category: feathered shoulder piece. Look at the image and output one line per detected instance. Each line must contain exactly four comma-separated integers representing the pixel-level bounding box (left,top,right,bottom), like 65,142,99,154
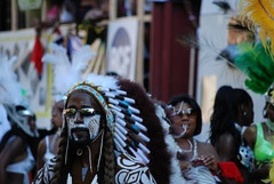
234,41,274,94
240,0,274,54
68,74,172,183
118,79,171,183
0,52,23,105
42,43,96,101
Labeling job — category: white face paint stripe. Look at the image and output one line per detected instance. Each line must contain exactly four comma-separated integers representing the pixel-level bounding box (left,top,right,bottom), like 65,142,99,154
85,115,101,139
176,101,184,115
172,124,188,139
67,114,101,141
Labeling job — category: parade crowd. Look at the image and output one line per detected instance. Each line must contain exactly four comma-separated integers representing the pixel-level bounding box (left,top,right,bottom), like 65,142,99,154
1,1,274,184
1,42,274,184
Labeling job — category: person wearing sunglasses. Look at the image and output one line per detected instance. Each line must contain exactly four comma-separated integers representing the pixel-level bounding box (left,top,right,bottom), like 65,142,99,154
33,74,173,184
166,94,220,183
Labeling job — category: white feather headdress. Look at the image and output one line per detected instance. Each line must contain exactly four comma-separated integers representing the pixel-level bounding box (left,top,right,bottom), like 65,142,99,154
0,52,23,105
0,52,23,141
42,43,96,101
85,73,119,90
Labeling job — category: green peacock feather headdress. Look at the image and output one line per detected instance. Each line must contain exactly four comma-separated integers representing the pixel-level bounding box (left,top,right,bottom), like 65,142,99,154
234,41,274,94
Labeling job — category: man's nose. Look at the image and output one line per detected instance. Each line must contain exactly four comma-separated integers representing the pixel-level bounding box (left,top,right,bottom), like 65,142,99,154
74,111,83,123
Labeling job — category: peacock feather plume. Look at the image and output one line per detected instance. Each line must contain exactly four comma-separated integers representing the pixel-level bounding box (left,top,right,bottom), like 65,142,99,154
240,0,274,55
234,41,274,94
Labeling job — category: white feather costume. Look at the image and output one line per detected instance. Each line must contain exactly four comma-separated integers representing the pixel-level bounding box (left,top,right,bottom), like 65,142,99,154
0,53,23,141
42,43,96,101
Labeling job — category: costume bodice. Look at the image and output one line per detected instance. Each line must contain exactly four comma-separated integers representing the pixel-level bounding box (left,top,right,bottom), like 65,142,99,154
43,136,56,162
235,124,254,171
6,136,35,184
254,123,274,162
33,153,157,184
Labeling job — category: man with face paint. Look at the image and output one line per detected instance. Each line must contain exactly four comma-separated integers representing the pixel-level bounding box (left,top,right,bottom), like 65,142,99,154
65,106,102,145
34,74,173,184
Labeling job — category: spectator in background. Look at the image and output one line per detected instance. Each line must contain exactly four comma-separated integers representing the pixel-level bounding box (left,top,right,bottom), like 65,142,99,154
167,94,220,183
209,85,255,183
83,0,109,21
59,0,76,23
36,99,64,172
45,0,76,25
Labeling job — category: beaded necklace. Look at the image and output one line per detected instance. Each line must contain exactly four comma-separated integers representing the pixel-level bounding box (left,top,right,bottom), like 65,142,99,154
177,139,198,161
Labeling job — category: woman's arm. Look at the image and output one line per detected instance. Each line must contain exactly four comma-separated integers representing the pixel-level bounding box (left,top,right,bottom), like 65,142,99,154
0,136,26,183
36,138,46,172
215,133,236,161
243,125,257,149
250,164,270,181
243,125,269,180
196,142,220,173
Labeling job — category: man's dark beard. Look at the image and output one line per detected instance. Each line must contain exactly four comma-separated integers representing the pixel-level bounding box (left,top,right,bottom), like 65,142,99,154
70,127,91,147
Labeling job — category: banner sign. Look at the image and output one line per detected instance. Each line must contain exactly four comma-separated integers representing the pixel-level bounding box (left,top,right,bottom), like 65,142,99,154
18,0,42,11
106,17,138,81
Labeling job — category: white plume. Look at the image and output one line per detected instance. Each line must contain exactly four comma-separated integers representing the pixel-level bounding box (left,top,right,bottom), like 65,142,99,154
155,104,186,183
0,52,23,105
85,73,119,90
42,43,96,100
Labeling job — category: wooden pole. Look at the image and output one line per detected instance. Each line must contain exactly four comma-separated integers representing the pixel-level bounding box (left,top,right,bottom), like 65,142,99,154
136,0,144,85
109,0,117,21
11,0,18,30
41,0,47,22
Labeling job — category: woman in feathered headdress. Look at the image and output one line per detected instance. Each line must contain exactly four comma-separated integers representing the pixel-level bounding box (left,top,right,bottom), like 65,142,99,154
0,52,39,183
231,40,274,183
33,73,173,184
212,1,274,182
243,85,274,183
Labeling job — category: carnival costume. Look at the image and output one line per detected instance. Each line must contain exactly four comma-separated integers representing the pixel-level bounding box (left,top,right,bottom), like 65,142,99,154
254,123,274,163
232,1,274,180
163,97,220,183
263,87,274,183
34,43,174,183
36,42,96,169
234,123,255,172
43,136,57,162
34,75,172,184
0,52,38,183
6,141,35,184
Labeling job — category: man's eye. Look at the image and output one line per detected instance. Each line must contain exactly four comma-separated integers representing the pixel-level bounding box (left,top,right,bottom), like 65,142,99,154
63,108,96,117
63,109,76,117
80,108,95,116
